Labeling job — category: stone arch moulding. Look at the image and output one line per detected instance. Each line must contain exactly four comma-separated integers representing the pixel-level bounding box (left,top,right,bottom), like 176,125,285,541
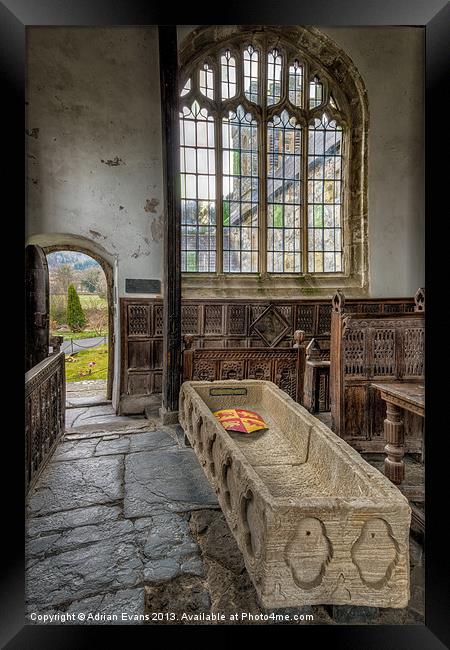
26,233,117,402
178,25,369,299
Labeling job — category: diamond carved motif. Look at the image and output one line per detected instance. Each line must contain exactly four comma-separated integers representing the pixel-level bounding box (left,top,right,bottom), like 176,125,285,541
250,304,290,347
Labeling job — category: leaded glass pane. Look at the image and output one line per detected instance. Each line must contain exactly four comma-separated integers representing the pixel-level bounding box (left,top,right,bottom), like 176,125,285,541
288,60,303,107
199,63,214,99
180,103,216,272
309,76,323,108
243,45,259,104
307,114,343,272
267,110,302,273
180,78,191,97
267,49,282,106
180,40,348,277
222,106,259,272
221,50,237,100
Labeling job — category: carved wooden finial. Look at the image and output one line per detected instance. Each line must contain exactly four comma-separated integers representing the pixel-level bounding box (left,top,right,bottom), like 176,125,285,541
184,334,194,350
293,330,305,347
332,289,345,313
414,287,425,312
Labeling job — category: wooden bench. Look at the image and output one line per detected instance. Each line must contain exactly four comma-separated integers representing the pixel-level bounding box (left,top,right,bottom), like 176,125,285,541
303,338,330,413
182,331,307,404
329,288,424,455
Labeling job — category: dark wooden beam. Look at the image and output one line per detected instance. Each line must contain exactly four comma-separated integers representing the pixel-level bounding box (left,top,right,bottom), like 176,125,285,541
25,244,50,371
159,26,182,418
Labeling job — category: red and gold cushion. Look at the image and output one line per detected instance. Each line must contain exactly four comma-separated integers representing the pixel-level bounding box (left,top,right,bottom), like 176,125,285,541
213,408,268,434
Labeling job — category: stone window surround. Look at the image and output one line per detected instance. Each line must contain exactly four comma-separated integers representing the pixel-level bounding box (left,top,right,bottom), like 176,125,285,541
178,26,369,300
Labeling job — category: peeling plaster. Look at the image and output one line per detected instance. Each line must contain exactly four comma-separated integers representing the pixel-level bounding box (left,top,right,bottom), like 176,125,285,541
89,229,107,240
100,156,125,167
144,198,159,213
131,245,151,259
150,214,163,242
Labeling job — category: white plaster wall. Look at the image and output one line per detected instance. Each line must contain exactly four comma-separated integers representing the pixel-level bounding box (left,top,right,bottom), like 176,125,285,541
26,27,164,299
320,26,425,297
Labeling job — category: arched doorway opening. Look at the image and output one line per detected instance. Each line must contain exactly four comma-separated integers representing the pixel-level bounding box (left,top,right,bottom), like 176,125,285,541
26,234,117,404
44,244,114,401
45,247,113,401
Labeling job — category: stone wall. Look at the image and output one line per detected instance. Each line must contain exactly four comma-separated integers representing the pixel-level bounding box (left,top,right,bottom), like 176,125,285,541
26,27,164,299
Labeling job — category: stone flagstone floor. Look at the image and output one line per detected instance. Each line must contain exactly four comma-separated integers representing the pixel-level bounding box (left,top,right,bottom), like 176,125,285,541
26,403,424,626
26,406,219,624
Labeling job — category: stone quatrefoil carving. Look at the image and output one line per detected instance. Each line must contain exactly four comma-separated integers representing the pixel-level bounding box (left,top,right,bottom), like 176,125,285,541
284,517,333,590
351,518,399,589
284,516,399,592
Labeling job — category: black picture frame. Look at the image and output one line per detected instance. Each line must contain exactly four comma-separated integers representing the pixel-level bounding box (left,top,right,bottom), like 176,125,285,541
1,0,449,646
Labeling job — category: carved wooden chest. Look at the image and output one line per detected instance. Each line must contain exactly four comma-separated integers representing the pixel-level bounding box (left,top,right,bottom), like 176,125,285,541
179,380,411,608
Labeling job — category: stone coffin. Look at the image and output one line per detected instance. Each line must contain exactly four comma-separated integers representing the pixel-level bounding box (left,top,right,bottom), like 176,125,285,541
179,380,411,609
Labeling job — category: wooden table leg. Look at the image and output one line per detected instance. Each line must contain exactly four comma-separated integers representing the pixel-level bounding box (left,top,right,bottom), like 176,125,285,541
383,401,405,485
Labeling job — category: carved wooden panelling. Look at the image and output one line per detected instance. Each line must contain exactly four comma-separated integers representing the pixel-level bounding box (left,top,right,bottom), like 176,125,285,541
128,304,151,336
372,329,396,377
193,360,216,381
318,371,330,412
384,303,414,313
182,305,200,334
360,303,382,314
120,297,415,399
203,338,225,348
152,339,163,370
296,305,315,335
204,305,223,334
227,305,246,334
25,352,65,493
122,301,161,398
127,373,151,395
184,348,304,402
153,305,164,336
251,305,290,347
403,328,424,376
153,373,163,393
278,305,293,330
275,358,297,399
318,304,332,334
250,305,267,322
331,302,424,451
247,358,272,380
344,330,366,377
220,360,244,380
226,338,247,348
344,385,369,439
128,341,151,371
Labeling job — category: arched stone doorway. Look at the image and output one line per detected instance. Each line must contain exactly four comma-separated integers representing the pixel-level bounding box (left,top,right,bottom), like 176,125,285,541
26,234,116,402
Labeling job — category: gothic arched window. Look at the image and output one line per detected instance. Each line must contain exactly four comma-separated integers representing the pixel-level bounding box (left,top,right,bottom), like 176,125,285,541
179,28,367,293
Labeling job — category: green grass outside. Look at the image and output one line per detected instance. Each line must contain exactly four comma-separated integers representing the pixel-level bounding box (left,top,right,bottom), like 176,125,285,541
65,344,108,382
51,294,107,309
51,329,108,340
